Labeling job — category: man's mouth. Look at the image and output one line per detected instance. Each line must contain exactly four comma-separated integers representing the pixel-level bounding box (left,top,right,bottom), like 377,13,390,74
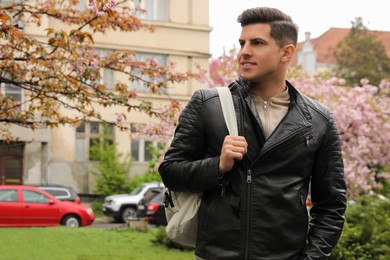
240,61,256,67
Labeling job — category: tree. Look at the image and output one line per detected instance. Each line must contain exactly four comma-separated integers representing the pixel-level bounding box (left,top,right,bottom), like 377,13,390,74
201,47,239,87
332,17,390,86
292,77,390,199
90,123,132,197
0,0,196,141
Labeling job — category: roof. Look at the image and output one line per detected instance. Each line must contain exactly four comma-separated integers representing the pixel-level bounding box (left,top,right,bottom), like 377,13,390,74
291,27,390,66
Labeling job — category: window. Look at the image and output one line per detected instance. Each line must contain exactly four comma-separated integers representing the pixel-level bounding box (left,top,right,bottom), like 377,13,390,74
23,190,49,204
75,122,114,161
133,0,169,21
0,0,21,4
130,125,162,162
131,52,168,93
96,48,115,90
39,188,70,199
0,82,23,106
0,0,23,28
73,0,169,21
0,189,18,202
0,143,23,185
131,139,155,162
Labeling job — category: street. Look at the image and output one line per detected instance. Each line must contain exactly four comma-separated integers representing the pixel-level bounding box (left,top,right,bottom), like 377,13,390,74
87,217,127,230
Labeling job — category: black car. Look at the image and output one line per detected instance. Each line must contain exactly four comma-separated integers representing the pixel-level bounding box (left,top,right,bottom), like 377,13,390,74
144,191,167,226
37,185,81,203
136,188,162,219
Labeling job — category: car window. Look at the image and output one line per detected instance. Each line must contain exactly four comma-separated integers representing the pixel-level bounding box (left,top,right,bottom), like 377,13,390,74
0,189,18,202
150,192,164,203
23,190,50,204
143,188,161,202
129,185,144,196
40,187,70,199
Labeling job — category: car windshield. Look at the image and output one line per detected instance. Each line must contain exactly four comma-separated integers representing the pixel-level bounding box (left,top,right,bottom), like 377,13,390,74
151,192,163,203
128,185,144,196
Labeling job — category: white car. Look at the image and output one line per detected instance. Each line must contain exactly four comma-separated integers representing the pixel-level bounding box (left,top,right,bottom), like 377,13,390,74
102,182,163,223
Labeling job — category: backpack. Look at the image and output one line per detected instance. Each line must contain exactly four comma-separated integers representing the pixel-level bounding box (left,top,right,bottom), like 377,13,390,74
163,86,238,248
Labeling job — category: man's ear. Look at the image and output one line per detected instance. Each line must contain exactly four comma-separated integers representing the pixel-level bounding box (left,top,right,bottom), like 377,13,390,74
281,44,295,62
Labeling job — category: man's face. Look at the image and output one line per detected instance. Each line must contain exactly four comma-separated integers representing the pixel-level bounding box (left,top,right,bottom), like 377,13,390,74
237,23,284,83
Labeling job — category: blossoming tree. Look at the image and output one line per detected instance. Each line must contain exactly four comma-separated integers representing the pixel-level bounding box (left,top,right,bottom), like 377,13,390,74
0,0,195,141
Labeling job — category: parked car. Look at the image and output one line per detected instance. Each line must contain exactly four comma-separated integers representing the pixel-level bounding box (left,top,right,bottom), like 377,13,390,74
102,182,163,223
0,185,94,227
136,188,163,219
37,185,81,204
143,191,167,226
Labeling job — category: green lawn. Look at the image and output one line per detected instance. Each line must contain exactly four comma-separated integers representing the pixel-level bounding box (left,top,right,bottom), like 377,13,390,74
0,227,195,260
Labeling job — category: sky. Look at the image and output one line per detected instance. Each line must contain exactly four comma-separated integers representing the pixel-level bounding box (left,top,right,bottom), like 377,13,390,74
209,0,390,57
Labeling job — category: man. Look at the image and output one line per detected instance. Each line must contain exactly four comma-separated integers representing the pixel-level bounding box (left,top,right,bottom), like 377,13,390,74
159,7,347,260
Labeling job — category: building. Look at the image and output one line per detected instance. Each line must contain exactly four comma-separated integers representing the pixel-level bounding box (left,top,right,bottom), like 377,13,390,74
0,0,211,195
292,28,390,75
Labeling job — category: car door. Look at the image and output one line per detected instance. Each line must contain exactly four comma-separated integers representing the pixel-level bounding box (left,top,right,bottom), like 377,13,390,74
21,189,61,226
0,188,22,226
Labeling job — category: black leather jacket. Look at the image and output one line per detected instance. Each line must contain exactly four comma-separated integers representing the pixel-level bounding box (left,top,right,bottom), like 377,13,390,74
159,78,347,260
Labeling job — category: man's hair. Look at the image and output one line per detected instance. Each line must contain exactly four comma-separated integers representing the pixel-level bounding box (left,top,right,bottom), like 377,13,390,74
237,7,298,47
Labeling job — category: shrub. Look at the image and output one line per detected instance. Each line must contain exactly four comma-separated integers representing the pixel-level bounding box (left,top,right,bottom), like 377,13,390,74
90,199,104,217
90,124,132,197
330,195,390,259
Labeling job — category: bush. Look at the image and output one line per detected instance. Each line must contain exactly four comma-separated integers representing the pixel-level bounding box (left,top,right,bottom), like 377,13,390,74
90,199,104,217
90,124,132,197
330,195,390,259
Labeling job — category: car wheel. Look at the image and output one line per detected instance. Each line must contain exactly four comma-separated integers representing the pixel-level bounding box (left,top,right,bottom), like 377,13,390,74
61,215,81,227
121,207,136,223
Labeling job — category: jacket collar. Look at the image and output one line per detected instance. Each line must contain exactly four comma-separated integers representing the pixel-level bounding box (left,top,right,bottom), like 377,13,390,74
232,77,312,124
231,77,313,149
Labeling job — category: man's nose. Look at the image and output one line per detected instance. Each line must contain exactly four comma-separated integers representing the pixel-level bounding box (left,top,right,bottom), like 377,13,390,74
239,43,251,56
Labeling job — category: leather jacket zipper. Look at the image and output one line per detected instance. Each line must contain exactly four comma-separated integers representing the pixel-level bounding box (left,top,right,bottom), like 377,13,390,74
246,169,252,183
243,126,310,259
244,169,252,260
237,90,253,259
263,100,269,137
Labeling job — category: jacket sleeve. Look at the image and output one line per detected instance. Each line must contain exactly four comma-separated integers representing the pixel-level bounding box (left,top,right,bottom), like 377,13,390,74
301,111,347,259
158,89,220,193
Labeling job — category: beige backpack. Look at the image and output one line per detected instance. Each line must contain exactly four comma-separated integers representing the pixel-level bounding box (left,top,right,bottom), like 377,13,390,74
164,86,238,248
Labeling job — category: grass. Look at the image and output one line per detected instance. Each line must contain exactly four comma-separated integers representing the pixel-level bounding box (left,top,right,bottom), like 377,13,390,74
0,226,195,260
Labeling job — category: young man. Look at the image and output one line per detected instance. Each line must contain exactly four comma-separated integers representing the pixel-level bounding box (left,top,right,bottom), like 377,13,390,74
159,7,347,260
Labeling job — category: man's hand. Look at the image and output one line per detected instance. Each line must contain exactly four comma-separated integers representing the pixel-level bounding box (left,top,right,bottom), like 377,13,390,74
219,135,248,175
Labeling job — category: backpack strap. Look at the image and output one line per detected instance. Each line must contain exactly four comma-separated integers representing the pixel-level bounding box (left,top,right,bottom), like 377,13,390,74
216,87,238,136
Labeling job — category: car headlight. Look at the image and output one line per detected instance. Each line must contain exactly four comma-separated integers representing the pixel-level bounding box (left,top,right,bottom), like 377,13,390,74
109,200,118,206
86,207,93,215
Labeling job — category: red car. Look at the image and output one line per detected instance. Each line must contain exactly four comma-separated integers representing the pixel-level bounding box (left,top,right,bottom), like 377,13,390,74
0,185,94,227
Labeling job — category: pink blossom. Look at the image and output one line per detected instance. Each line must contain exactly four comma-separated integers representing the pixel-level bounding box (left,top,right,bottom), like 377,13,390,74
103,0,117,11
88,0,106,16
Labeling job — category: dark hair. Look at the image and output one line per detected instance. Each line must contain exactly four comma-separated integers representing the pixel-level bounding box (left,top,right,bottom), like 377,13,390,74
237,7,298,47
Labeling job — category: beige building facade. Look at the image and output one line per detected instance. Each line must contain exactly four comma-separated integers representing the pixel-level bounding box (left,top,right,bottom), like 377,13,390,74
0,0,211,195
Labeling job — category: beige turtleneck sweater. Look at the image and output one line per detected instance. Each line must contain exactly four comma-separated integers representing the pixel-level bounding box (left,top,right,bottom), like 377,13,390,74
251,87,290,140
